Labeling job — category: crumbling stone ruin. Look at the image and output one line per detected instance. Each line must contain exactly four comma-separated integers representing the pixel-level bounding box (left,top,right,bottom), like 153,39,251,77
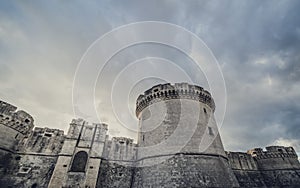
0,83,299,187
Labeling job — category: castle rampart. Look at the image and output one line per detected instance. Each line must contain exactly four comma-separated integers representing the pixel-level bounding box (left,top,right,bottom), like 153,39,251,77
0,101,34,135
228,147,300,187
248,146,298,160
0,86,300,188
0,100,34,156
0,125,65,187
21,127,65,154
247,146,300,171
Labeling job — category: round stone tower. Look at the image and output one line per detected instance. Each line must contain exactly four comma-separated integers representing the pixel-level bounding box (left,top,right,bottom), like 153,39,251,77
133,83,239,187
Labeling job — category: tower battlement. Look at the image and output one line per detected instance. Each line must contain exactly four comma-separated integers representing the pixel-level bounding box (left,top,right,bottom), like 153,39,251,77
135,83,215,117
112,137,134,145
247,146,298,160
0,100,34,135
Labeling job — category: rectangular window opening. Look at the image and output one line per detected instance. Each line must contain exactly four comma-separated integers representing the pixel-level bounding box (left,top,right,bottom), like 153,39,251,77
208,127,214,136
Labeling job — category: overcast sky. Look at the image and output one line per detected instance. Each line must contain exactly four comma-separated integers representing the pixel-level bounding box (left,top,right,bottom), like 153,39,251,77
1,0,300,153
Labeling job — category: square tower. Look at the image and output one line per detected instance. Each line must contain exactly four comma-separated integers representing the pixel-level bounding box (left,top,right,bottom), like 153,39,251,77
48,119,108,188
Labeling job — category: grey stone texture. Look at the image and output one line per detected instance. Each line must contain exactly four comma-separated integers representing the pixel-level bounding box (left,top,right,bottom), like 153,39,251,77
96,160,135,188
133,154,239,187
134,83,239,187
0,83,299,187
228,147,300,187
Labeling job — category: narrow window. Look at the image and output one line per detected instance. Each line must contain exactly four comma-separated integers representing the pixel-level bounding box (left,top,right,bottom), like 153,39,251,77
203,108,207,113
115,144,119,152
44,133,52,137
208,127,214,136
70,151,88,172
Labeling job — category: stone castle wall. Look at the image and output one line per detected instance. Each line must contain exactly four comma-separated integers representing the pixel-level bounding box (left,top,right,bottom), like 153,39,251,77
0,126,65,187
1,81,300,188
96,136,137,188
227,147,300,187
0,101,34,152
248,146,300,170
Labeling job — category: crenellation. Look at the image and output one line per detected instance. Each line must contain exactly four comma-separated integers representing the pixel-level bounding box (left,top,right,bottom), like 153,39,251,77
247,146,299,160
0,101,17,114
228,147,300,187
136,83,215,117
0,101,34,135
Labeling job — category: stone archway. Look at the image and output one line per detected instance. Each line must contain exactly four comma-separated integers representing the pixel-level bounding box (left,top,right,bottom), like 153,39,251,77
70,151,88,172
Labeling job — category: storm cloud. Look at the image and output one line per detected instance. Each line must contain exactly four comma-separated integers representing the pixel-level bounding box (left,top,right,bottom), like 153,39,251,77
0,0,300,153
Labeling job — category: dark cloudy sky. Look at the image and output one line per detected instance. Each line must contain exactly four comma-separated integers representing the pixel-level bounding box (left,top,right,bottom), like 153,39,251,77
0,0,300,154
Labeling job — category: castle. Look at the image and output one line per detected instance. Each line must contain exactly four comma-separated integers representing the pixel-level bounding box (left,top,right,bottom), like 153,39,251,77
0,83,300,187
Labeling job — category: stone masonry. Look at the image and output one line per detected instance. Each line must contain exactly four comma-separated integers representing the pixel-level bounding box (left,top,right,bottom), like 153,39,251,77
0,83,299,188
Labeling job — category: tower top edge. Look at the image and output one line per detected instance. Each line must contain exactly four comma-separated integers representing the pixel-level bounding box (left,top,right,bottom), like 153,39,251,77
139,82,212,98
135,82,215,117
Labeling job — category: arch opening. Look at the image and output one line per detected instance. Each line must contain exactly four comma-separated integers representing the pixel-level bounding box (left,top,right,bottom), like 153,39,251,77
70,151,88,172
